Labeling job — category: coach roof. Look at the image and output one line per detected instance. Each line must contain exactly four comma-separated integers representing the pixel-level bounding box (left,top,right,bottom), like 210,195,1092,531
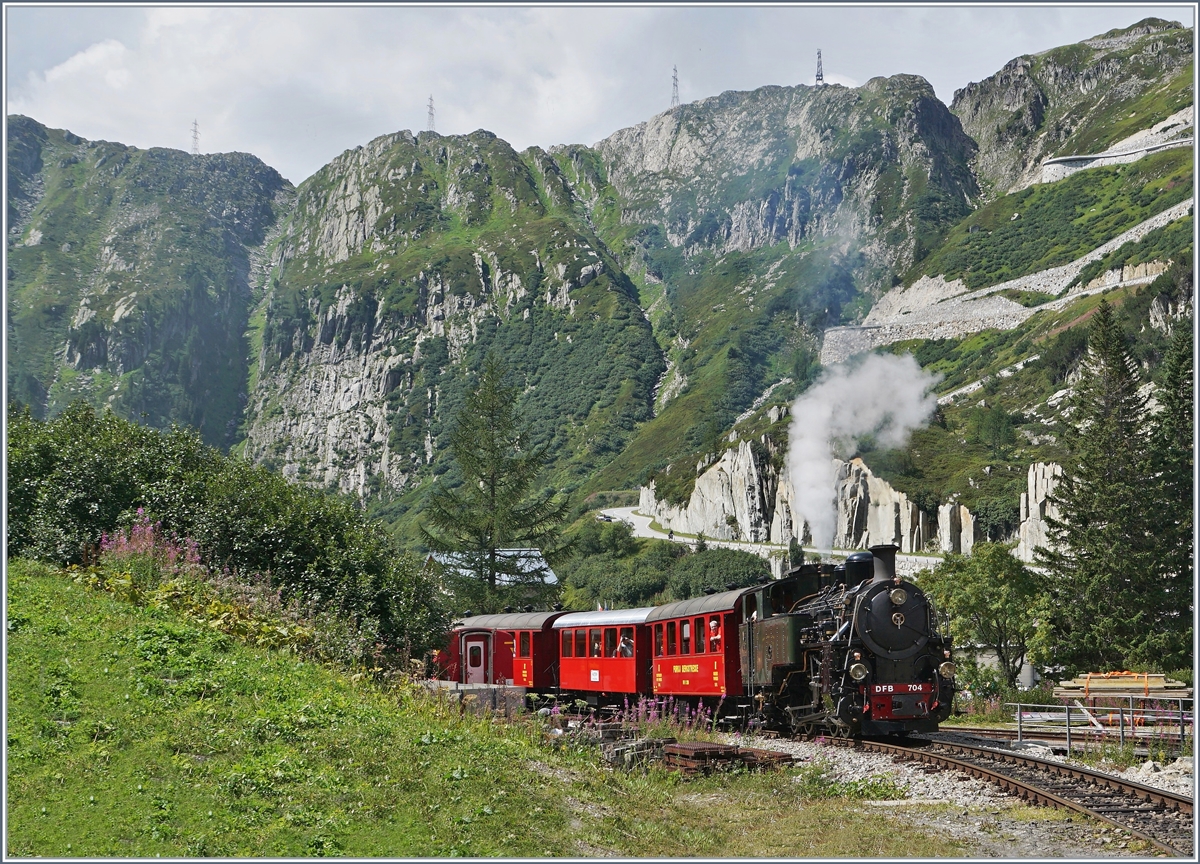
553,607,655,628
453,611,566,630
645,586,753,622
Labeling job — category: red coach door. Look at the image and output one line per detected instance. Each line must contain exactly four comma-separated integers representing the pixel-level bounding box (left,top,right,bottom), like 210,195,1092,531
464,635,489,684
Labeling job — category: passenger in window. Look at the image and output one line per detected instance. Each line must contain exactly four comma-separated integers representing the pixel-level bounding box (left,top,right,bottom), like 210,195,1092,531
618,632,634,657
709,617,722,652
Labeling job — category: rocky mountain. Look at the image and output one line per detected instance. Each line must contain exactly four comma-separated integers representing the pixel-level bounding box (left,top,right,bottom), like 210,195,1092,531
6,17,1192,548
952,17,1192,195
7,115,292,447
241,129,663,500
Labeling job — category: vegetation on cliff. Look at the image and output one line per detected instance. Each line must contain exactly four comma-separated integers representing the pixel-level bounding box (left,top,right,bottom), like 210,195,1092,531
6,117,291,448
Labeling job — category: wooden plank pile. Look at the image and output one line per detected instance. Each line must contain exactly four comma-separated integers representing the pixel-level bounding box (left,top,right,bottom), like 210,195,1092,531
661,742,794,774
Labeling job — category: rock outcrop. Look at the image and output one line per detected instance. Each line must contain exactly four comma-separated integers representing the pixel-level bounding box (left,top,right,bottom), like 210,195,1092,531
1015,462,1063,562
641,449,952,553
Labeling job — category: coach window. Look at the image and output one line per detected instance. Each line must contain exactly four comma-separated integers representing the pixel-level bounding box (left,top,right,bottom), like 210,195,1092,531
654,624,664,657
590,629,603,658
604,628,618,657
667,621,677,656
575,629,587,658
561,630,573,657
519,631,531,658
694,618,705,653
618,627,634,657
681,620,691,654
709,615,722,652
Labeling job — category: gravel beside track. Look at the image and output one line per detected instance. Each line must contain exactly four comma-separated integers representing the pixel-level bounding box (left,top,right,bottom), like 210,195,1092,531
725,733,1176,857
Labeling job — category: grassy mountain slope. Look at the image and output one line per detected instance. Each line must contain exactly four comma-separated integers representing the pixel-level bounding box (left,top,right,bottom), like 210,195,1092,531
6,116,291,448
562,75,981,497
911,147,1192,288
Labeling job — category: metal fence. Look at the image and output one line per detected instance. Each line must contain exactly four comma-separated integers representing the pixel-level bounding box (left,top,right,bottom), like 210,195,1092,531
1008,698,1194,753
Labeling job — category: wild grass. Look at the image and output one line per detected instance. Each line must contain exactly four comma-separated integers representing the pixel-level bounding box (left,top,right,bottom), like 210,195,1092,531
8,557,970,857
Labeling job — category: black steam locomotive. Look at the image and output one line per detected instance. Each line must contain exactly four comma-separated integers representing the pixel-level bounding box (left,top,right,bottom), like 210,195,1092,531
741,543,955,736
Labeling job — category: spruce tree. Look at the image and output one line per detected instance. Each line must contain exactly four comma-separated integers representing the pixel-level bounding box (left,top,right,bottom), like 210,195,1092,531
1140,322,1194,671
1033,301,1157,673
420,355,571,612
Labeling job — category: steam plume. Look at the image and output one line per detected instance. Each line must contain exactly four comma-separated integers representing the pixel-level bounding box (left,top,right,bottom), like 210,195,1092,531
785,352,941,551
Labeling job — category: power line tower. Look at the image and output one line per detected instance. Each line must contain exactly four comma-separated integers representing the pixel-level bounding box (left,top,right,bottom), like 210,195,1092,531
191,119,200,155
427,95,435,133
815,50,824,86
671,65,679,108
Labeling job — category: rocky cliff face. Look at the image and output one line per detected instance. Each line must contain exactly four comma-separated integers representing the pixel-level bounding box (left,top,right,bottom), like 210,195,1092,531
1015,462,1063,562
242,129,663,496
952,18,1192,194
639,439,973,554
6,116,292,447
596,74,979,283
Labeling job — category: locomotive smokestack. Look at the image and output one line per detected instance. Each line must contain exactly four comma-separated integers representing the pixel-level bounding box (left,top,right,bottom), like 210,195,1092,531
869,544,899,583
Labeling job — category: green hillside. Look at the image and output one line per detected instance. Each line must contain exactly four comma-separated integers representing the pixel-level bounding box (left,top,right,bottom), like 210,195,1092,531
6,558,962,858
912,148,1192,288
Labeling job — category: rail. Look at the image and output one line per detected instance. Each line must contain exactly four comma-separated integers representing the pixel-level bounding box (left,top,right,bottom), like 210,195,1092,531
835,737,1193,856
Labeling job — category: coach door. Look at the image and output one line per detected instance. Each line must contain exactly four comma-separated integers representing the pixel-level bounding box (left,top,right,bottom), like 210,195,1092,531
463,635,490,684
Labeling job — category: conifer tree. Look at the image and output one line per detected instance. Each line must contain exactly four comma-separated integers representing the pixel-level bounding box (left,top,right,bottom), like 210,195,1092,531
1141,322,1194,670
1033,301,1158,673
420,355,571,612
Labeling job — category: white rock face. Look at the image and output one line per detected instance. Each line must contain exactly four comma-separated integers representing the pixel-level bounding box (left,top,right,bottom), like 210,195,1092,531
638,441,776,542
642,451,945,553
1015,462,1063,562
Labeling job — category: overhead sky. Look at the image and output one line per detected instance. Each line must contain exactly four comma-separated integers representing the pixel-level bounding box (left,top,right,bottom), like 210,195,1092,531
6,4,1193,184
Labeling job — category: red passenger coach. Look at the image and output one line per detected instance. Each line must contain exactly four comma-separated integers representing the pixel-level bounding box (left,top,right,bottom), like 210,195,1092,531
444,611,567,687
646,589,745,699
553,608,653,700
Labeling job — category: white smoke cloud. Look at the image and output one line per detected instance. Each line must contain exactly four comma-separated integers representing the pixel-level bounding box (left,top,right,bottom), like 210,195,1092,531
785,353,941,551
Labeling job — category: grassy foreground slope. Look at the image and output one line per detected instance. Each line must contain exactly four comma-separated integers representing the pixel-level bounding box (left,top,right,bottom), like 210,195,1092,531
7,558,960,858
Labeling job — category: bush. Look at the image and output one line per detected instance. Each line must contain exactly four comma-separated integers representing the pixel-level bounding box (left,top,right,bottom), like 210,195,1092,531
6,403,450,658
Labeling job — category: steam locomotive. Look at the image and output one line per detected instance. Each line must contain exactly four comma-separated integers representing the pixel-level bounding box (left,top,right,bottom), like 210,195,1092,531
438,543,955,736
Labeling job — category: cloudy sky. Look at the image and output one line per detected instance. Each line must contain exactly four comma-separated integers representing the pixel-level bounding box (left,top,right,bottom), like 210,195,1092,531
6,4,1192,184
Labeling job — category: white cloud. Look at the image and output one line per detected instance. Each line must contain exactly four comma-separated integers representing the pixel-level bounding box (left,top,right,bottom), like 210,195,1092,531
8,5,1190,184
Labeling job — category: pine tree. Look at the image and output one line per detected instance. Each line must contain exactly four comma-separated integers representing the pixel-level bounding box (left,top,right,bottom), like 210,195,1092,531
420,355,571,612
1033,301,1158,673
1139,322,1194,671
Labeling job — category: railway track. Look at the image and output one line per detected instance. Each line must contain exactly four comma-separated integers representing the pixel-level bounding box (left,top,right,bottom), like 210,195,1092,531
831,737,1193,857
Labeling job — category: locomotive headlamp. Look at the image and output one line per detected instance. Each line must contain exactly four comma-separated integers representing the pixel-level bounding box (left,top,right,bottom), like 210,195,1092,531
849,663,869,681
938,661,957,679
889,588,908,606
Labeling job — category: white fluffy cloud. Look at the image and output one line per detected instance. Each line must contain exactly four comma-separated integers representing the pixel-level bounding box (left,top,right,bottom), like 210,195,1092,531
7,5,1190,183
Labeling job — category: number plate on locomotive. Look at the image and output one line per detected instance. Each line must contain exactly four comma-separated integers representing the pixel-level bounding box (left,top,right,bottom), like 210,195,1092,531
870,683,933,694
